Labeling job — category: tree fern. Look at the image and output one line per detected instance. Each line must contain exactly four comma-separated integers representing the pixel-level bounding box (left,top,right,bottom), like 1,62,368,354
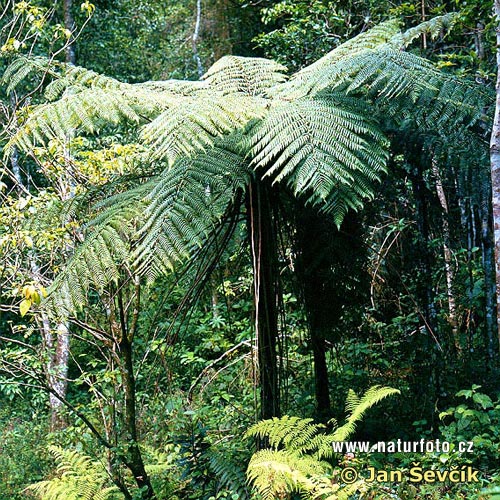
246,386,399,499
26,446,122,500
2,16,489,316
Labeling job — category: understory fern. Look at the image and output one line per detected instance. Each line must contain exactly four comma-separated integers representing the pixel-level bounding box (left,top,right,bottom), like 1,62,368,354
246,386,399,499
25,446,121,500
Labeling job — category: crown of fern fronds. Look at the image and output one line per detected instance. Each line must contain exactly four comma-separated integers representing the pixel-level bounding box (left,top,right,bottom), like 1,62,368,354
202,55,287,96
26,445,122,500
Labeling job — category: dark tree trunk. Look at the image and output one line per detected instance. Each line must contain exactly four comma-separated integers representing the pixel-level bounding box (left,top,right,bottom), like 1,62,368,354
247,179,280,421
119,333,156,499
294,210,332,420
409,162,437,333
294,208,368,421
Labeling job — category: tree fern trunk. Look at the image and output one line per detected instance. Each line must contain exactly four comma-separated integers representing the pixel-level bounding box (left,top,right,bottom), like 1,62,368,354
490,0,500,348
247,179,280,421
294,209,332,420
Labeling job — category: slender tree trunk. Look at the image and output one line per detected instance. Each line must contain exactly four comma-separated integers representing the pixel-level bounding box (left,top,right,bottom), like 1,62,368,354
490,0,500,346
409,163,437,331
48,322,70,429
119,334,155,499
479,170,497,360
109,283,155,500
247,179,280,421
432,159,459,350
192,0,204,77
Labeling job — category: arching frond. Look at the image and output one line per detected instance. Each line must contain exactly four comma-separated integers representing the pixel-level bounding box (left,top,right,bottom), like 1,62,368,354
137,79,209,96
133,145,250,277
2,55,60,94
332,385,400,442
202,55,287,96
276,19,401,98
140,93,267,165
47,184,146,315
249,95,388,220
43,63,126,101
393,13,458,48
205,449,249,498
47,145,249,315
6,86,171,155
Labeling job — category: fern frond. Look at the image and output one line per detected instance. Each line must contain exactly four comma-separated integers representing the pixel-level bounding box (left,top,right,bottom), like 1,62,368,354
47,184,147,315
276,19,401,98
249,96,388,216
47,145,248,314
206,449,249,498
332,386,400,442
202,55,287,96
6,88,139,154
247,449,327,500
392,13,458,48
245,415,324,452
1,56,60,94
26,445,121,500
133,146,249,277
140,93,267,165
43,64,126,101
137,79,209,96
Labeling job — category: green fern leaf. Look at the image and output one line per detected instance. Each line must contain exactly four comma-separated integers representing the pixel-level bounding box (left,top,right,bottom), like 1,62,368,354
203,55,287,96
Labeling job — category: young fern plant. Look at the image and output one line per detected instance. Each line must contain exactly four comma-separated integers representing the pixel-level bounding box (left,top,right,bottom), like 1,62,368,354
245,386,399,500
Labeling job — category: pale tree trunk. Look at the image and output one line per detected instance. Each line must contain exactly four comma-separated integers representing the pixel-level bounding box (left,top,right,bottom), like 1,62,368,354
490,0,500,347
431,159,459,351
192,0,204,77
482,197,497,360
31,258,71,429
41,315,70,430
